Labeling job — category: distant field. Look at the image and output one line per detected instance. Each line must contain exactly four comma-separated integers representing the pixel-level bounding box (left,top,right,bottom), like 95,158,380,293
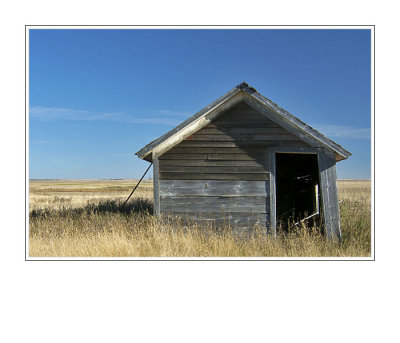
29,179,371,257
29,179,153,211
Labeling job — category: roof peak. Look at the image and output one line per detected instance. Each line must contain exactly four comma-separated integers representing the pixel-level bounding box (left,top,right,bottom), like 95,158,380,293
236,82,257,93
236,82,249,89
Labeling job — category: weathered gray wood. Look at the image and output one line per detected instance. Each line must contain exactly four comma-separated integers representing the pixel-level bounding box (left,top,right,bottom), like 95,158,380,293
152,155,160,216
160,166,267,174
217,113,270,122
243,95,322,148
163,211,269,221
268,147,320,154
159,172,269,181
136,83,351,234
137,84,351,161
136,87,243,159
159,159,269,167
318,149,341,240
160,153,206,160
163,212,269,229
196,127,289,135
269,150,277,237
206,153,268,161
217,109,271,121
242,89,351,161
188,133,299,141
217,101,261,115
159,153,268,161
160,180,269,197
160,196,269,213
178,140,309,148
151,93,244,158
205,121,280,128
166,146,270,154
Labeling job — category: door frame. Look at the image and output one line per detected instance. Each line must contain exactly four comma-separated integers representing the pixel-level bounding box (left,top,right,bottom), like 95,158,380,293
268,147,321,236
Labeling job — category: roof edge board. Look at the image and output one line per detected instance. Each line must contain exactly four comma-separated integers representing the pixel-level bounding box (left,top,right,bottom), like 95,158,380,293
243,88,351,160
135,85,242,159
151,93,243,158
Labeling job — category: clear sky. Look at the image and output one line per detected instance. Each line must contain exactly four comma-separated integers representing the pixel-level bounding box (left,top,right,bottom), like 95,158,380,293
29,29,371,179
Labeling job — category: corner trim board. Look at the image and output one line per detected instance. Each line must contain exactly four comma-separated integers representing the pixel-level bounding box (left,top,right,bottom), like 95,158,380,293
269,149,277,237
317,149,341,240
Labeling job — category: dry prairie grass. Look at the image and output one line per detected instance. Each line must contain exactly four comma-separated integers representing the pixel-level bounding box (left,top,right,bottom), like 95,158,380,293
29,179,371,257
29,179,153,211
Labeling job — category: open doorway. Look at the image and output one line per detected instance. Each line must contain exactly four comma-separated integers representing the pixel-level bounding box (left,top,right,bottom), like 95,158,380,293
275,153,321,231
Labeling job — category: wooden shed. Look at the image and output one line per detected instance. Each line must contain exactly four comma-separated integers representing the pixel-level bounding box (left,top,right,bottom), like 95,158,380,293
136,82,351,239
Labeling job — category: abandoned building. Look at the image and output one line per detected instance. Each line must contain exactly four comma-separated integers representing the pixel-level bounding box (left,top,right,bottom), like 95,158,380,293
136,82,351,239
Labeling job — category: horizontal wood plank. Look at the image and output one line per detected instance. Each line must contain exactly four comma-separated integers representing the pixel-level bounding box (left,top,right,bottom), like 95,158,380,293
160,196,269,213
205,121,280,128
165,147,269,154
216,102,263,116
177,140,309,148
216,112,271,122
159,172,269,181
187,134,299,141
160,166,267,174
196,127,289,135
160,153,268,161
206,153,268,161
159,159,269,167
162,212,269,229
160,180,269,197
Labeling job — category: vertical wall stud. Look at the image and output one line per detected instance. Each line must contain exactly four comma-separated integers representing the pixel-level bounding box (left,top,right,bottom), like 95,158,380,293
269,150,277,237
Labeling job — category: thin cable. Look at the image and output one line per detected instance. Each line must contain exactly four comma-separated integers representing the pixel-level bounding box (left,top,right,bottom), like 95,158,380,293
123,163,152,206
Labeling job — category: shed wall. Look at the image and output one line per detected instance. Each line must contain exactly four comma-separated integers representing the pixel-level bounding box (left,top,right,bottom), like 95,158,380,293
158,102,310,229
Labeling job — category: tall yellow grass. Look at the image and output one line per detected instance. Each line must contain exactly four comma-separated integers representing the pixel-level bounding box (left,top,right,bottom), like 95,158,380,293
29,179,371,257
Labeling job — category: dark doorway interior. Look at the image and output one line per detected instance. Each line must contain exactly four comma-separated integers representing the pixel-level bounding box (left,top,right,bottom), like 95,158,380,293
275,153,320,230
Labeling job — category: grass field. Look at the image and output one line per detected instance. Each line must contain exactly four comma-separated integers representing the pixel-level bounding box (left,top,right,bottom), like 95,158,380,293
29,179,371,257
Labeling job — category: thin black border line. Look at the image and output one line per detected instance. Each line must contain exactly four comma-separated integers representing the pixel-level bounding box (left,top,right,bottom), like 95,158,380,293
373,26,376,260
25,26,27,260
25,24,375,262
28,259,373,262
26,25,374,27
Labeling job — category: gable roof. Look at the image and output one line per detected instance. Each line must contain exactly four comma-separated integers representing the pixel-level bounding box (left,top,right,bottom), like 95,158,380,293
136,82,351,162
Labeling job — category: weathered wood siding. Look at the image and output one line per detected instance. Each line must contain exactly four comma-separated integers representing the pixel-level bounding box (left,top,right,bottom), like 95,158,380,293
159,102,309,229
318,149,341,240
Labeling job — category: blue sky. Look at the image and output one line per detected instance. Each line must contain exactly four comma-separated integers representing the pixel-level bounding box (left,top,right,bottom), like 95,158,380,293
29,29,371,179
